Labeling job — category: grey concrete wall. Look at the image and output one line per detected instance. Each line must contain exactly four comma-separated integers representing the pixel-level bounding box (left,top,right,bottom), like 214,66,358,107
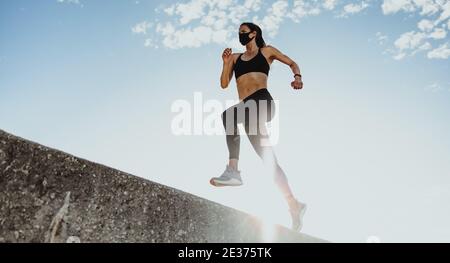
0,129,327,243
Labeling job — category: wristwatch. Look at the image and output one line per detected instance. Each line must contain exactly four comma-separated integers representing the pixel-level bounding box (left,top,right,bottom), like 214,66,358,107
294,74,302,79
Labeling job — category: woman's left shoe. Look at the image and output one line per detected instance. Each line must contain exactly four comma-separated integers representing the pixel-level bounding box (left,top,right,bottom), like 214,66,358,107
288,198,307,232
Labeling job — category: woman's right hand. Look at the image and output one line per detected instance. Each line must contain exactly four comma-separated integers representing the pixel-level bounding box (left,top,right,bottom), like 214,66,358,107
222,48,233,63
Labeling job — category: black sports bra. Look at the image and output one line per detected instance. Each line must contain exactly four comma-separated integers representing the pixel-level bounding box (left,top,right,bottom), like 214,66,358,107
233,48,270,80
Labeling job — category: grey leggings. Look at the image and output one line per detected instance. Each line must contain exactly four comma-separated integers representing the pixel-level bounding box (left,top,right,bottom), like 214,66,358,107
221,88,289,185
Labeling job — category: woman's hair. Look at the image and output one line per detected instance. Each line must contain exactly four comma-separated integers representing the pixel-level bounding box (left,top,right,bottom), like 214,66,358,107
240,22,266,48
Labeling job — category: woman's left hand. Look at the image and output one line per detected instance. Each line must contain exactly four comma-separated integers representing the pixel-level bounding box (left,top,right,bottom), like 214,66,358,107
291,78,303,90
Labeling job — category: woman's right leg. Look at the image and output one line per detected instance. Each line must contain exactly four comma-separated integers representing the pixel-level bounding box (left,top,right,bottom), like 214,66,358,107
228,159,239,171
221,104,242,171
210,104,244,187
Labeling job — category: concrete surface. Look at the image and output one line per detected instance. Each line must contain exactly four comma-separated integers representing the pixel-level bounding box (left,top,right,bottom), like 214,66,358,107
0,128,327,243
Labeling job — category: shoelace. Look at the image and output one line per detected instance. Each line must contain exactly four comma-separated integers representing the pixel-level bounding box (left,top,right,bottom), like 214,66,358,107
219,170,232,180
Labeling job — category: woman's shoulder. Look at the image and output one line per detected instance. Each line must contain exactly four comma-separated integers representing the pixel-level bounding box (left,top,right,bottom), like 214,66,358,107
262,45,277,52
231,52,243,65
260,45,272,56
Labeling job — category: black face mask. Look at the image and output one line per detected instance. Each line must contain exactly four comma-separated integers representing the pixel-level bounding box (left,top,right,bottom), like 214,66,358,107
239,31,255,46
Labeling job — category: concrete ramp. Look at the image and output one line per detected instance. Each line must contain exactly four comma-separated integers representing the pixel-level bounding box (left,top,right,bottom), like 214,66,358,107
0,129,327,243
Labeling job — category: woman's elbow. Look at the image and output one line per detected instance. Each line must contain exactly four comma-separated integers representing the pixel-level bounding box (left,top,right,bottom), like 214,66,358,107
220,80,229,89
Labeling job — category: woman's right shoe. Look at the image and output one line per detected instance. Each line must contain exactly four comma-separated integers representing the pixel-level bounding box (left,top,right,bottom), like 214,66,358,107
210,165,243,187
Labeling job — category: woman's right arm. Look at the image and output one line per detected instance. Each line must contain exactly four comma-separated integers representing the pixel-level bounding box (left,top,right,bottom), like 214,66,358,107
220,48,234,89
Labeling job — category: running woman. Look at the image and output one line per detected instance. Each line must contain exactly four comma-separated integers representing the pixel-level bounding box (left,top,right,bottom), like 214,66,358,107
210,22,307,232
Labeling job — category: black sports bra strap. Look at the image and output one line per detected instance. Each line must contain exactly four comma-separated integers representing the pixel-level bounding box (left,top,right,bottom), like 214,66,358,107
239,48,261,61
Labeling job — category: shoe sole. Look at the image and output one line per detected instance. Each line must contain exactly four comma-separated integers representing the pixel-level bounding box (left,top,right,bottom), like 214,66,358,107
210,178,243,187
298,204,307,231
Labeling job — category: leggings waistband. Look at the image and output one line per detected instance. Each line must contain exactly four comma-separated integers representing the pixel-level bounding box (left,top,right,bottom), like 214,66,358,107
243,88,273,102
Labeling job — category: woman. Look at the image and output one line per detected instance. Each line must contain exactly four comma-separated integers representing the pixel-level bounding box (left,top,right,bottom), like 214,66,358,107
209,22,307,232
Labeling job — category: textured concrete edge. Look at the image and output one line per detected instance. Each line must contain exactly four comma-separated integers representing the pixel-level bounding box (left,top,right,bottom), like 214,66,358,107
0,128,330,243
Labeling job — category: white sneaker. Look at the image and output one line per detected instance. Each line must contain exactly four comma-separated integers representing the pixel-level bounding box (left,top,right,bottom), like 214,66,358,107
210,165,243,187
289,199,307,232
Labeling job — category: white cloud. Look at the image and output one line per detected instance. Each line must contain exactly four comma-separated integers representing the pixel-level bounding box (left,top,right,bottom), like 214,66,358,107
132,21,153,35
381,0,442,16
255,0,289,37
381,0,415,14
390,30,436,59
244,0,263,10
415,0,440,16
411,41,432,55
340,1,370,17
424,82,444,92
393,52,407,60
427,42,450,58
173,0,208,25
419,41,432,50
382,0,450,59
418,19,434,31
394,31,427,50
323,0,338,10
164,6,176,16
146,0,375,49
156,22,176,36
201,12,225,30
137,0,369,49
286,0,323,22
144,0,272,49
429,27,447,39
381,0,440,15
156,21,233,49
390,27,450,59
144,38,159,48
134,0,450,60
376,31,389,45
159,0,260,48
57,0,83,7
436,0,450,23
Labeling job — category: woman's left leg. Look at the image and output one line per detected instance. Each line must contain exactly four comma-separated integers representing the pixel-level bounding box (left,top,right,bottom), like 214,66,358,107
245,121,295,200
244,98,307,231
242,98,295,200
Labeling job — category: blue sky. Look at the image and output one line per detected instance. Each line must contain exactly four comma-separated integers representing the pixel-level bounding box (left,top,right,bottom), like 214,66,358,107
1,0,450,242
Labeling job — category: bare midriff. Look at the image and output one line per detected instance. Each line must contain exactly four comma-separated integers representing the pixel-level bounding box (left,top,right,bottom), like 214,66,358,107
236,73,269,101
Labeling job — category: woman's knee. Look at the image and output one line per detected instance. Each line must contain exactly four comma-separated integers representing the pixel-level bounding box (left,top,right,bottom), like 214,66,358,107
263,100,275,122
221,108,233,127
273,164,288,185
222,106,239,128
221,110,227,126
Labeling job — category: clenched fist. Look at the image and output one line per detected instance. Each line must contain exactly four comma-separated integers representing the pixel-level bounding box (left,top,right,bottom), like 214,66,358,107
291,78,303,90
222,48,233,63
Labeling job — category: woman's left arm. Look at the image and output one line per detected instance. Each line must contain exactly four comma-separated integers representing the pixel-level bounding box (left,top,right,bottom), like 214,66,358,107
267,45,303,90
